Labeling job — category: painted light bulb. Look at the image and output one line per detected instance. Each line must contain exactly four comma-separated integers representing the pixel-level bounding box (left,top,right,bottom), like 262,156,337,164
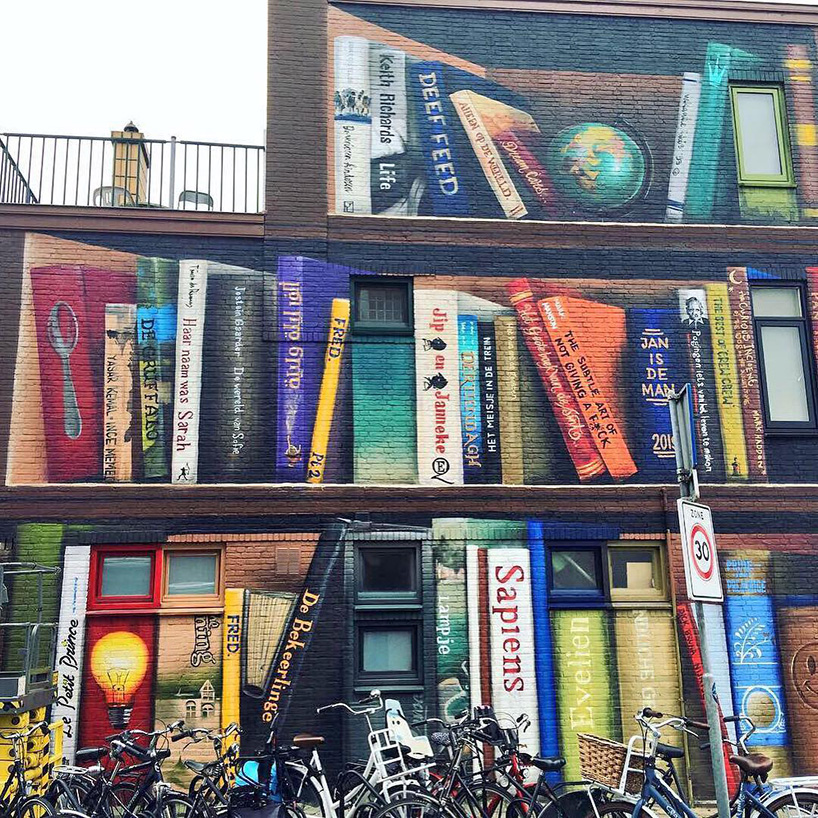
90,631,148,728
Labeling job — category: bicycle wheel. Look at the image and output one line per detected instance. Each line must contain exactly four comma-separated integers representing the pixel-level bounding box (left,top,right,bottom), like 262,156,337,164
155,794,197,818
580,799,637,818
45,775,92,812
455,783,515,818
368,795,460,818
764,790,818,818
15,796,55,818
281,762,330,818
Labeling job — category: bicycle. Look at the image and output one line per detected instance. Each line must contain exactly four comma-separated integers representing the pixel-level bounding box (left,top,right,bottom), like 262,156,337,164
45,721,194,818
0,721,57,818
590,708,818,818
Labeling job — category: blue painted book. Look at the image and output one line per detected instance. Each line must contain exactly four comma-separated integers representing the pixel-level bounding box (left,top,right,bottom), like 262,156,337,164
408,61,472,217
458,315,484,484
477,321,502,483
627,308,685,482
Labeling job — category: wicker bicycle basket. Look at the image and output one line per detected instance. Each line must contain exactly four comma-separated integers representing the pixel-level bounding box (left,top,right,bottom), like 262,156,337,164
577,733,645,795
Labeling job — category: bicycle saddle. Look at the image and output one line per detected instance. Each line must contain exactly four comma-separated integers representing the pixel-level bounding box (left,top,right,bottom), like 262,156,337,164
656,742,685,760
729,753,773,779
75,747,107,763
292,733,325,749
529,755,566,772
184,760,209,773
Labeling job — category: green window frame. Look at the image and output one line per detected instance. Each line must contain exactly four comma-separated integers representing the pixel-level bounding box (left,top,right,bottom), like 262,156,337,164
730,84,794,187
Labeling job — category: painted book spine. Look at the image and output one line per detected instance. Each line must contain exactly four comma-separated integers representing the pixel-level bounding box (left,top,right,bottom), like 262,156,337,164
506,279,606,482
431,519,471,721
494,315,524,485
785,45,818,216
677,288,726,482
102,304,137,483
775,605,818,771
409,62,470,216
30,266,99,482
538,295,636,479
414,288,464,486
487,548,541,760
222,588,243,730
136,258,176,480
370,44,408,161
334,36,372,215
552,609,617,779
276,257,306,481
706,283,749,480
805,268,818,420
627,308,682,481
465,543,482,711
666,72,702,223
449,90,527,219
52,544,91,761
458,315,484,484
726,268,767,480
722,553,790,767
477,322,502,483
527,521,560,765
199,269,268,482
685,43,733,221
307,298,351,483
676,602,742,793
494,128,559,217
477,546,492,711
171,260,208,484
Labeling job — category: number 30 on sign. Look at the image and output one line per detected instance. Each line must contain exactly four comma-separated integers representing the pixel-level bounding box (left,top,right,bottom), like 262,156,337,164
677,499,724,602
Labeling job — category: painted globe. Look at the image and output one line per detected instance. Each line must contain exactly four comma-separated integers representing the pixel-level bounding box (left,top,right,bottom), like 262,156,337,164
546,123,647,211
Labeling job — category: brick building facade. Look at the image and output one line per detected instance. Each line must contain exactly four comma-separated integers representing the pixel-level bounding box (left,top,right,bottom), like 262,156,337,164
4,0,818,801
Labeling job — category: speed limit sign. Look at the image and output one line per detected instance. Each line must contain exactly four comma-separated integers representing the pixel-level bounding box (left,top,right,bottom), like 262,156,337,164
678,499,723,602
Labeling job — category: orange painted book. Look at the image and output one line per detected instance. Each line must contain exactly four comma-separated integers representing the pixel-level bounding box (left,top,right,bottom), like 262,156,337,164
538,295,637,480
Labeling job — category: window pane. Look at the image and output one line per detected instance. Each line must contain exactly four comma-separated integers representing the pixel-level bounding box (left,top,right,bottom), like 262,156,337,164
735,91,783,176
356,284,408,325
101,556,151,597
752,287,802,318
167,553,218,596
610,549,659,591
551,550,600,591
360,548,417,594
361,628,414,673
760,325,810,422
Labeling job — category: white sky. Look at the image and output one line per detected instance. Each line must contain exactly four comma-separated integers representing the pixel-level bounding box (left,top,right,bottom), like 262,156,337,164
1,0,267,146
2,0,818,147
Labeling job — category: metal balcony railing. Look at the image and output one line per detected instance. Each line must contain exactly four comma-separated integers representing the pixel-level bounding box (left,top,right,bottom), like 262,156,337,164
0,133,265,213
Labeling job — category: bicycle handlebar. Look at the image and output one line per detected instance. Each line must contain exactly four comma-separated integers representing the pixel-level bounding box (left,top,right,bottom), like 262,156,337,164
0,721,49,742
317,690,383,716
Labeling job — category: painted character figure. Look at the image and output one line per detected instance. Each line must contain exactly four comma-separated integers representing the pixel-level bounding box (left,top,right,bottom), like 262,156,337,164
424,374,449,391
683,296,706,326
423,337,447,351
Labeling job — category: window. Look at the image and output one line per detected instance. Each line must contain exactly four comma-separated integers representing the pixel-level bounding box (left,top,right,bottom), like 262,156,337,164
162,550,223,606
90,548,159,609
752,285,816,429
358,625,419,678
352,537,424,686
549,546,604,599
351,277,413,334
730,85,794,186
357,546,419,601
608,544,667,601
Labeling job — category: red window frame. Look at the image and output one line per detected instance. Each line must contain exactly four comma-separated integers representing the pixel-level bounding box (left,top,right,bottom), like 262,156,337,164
88,546,161,611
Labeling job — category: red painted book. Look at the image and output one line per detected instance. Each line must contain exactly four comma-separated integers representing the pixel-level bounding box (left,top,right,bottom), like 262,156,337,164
726,267,767,480
494,128,560,217
506,278,606,482
30,266,100,482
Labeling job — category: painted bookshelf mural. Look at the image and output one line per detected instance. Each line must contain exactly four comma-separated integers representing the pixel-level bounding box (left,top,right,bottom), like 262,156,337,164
329,6,818,224
8,232,800,486
9,520,818,790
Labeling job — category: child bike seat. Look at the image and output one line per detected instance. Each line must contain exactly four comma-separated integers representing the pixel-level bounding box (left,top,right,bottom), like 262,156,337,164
292,734,325,749
729,754,773,779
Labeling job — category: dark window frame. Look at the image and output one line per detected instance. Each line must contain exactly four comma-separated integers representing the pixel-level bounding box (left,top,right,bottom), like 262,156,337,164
355,622,422,685
351,276,414,335
547,542,607,606
751,282,818,432
89,546,161,610
355,544,421,604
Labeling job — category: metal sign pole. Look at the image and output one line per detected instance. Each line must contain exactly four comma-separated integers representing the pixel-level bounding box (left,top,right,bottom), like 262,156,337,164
669,387,730,818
